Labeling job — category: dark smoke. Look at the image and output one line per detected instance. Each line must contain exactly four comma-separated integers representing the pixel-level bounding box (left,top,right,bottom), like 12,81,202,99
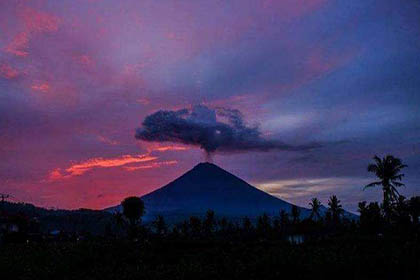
135,105,319,158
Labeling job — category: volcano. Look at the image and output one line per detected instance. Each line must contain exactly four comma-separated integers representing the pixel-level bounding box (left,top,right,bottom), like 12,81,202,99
108,162,313,222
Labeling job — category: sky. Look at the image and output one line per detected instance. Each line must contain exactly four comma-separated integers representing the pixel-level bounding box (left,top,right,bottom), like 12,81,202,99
1,0,420,212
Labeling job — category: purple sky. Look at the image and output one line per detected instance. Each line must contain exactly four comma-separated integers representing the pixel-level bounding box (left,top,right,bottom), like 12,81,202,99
1,0,420,212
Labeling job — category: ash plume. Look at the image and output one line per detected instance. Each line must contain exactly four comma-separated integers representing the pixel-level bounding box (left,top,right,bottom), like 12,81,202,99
135,105,319,158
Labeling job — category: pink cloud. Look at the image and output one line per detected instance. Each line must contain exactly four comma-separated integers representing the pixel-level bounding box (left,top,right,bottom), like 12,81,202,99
97,135,119,146
74,54,94,68
31,82,50,92
5,7,60,57
0,63,19,79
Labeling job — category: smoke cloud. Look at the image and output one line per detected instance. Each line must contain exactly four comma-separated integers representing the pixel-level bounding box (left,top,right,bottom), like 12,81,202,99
135,105,319,158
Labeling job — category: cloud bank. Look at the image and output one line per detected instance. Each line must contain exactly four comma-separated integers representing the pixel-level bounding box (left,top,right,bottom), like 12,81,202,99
135,105,319,158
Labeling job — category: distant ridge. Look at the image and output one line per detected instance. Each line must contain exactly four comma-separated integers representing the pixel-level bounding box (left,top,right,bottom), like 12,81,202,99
108,162,314,222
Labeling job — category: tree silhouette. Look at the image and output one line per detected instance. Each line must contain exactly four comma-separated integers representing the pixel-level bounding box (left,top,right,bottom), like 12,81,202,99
219,217,231,233
358,201,383,234
242,217,253,233
121,197,144,237
291,205,300,224
409,196,420,226
394,196,411,229
113,211,126,235
327,195,343,224
365,155,407,205
257,213,271,236
279,210,290,226
180,220,190,236
309,198,322,221
152,215,167,236
203,210,216,235
189,216,202,236
0,193,11,213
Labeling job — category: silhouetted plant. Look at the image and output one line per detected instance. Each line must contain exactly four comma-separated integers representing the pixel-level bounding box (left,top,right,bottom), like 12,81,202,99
409,196,420,226
152,215,167,236
242,217,253,233
273,218,281,234
189,216,202,237
393,196,411,230
203,210,216,236
291,205,300,224
257,213,271,237
309,198,322,221
328,195,343,225
358,201,383,234
112,211,126,236
219,217,229,233
180,220,190,236
121,197,144,238
114,211,125,227
279,210,290,227
365,155,407,205
122,197,145,226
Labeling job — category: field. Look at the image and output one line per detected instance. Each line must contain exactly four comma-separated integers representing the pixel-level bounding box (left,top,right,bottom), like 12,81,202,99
1,235,419,280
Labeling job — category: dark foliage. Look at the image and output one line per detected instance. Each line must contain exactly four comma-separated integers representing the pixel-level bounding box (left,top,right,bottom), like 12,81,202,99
1,155,419,279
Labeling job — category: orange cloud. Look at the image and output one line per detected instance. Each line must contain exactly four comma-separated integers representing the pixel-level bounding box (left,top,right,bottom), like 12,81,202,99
66,154,157,176
143,143,189,153
48,154,158,181
124,160,178,171
153,146,188,152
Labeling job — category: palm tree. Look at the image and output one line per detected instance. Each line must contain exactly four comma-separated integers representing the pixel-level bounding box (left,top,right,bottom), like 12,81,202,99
327,195,343,224
365,155,407,205
309,198,322,221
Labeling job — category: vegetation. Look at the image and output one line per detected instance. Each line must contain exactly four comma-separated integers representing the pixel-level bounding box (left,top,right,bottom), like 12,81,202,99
309,197,322,221
365,155,407,205
121,196,145,238
1,155,419,279
122,196,145,226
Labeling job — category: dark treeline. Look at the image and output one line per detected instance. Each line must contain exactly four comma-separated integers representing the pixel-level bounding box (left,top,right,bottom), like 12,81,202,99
109,194,420,243
1,155,420,279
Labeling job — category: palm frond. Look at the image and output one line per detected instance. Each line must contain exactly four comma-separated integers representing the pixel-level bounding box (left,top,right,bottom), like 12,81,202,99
373,155,382,165
364,181,381,190
392,174,404,181
367,164,378,173
391,181,405,187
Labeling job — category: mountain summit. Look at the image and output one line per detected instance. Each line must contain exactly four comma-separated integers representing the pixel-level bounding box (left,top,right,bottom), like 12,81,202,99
108,162,310,222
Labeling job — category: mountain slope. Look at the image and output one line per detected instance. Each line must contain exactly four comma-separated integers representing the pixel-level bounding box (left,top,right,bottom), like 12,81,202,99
108,162,311,222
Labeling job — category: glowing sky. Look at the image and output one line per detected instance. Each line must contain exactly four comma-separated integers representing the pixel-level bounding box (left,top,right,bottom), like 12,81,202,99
1,0,420,212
